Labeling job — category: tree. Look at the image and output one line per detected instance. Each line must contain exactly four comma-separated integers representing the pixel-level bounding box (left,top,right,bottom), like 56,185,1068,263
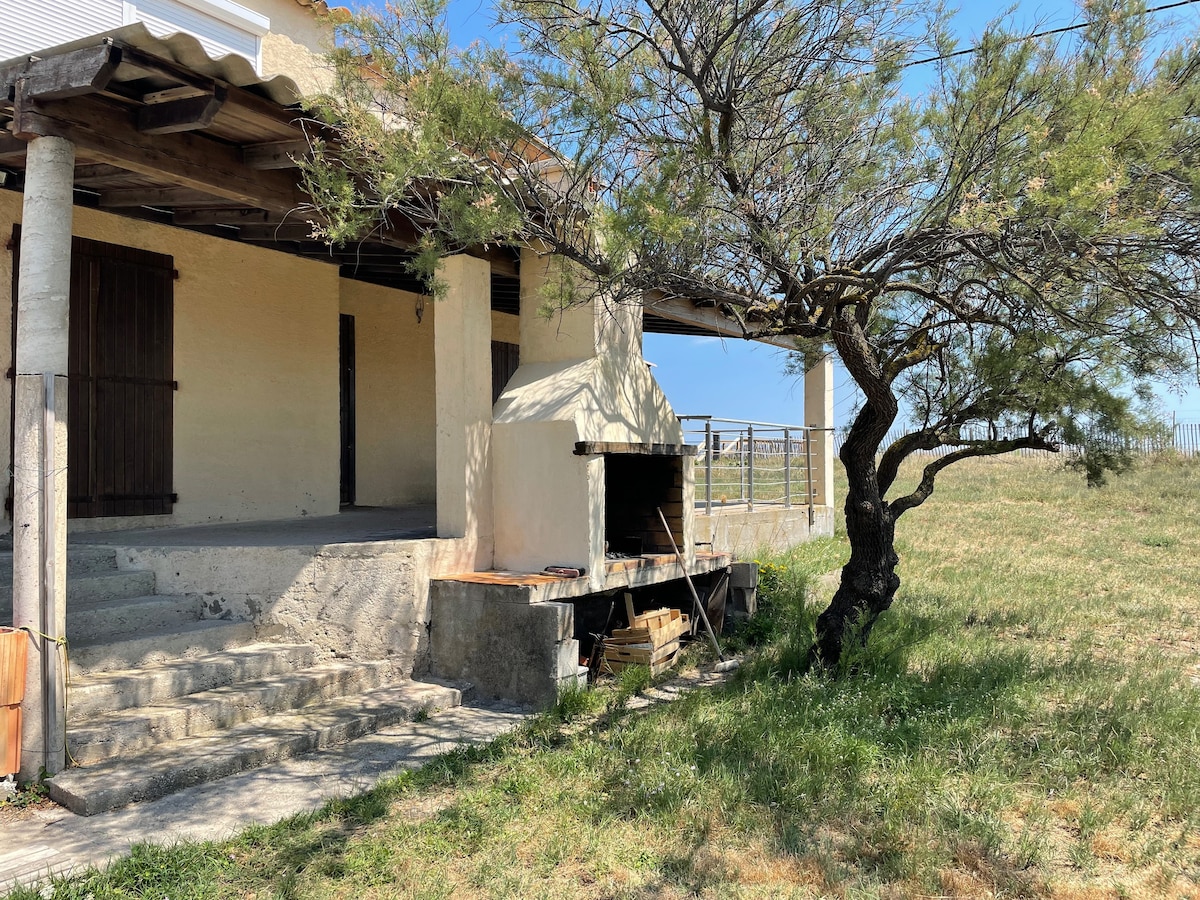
301,0,1200,667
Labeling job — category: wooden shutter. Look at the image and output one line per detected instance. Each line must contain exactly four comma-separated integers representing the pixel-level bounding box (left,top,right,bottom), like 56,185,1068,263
68,237,176,518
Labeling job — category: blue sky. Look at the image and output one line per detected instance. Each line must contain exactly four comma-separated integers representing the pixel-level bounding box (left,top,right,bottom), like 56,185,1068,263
404,0,1200,426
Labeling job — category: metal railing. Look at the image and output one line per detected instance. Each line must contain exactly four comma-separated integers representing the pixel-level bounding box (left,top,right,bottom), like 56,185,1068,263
679,416,816,516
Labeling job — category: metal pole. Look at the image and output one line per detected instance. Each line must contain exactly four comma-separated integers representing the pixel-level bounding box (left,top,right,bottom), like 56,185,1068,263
747,424,755,509
805,429,815,528
704,420,712,514
656,507,723,660
783,427,791,508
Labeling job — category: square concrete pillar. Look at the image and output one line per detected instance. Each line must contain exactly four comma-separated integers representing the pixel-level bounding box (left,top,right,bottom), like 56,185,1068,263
434,254,494,557
804,354,836,508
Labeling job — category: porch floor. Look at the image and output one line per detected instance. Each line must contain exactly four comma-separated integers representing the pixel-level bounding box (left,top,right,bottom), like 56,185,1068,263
66,505,438,548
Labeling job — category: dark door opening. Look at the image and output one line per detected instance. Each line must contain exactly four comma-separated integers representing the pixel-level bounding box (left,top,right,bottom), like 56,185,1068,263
491,340,520,405
10,229,177,518
339,313,356,506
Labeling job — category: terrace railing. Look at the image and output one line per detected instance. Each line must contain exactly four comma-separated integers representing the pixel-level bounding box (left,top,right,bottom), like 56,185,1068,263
679,416,817,516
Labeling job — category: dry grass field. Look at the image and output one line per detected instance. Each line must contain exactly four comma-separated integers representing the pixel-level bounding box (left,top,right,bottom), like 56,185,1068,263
6,454,1199,899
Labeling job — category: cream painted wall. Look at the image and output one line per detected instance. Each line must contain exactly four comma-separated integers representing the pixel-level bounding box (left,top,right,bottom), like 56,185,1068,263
0,190,343,527
226,0,336,96
338,279,437,506
491,311,519,345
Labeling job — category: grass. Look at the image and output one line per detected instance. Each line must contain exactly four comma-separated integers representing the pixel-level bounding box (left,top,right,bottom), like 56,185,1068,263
7,454,1200,899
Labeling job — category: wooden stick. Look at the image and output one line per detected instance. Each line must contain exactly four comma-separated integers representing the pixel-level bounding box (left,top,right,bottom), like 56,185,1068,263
656,507,724,660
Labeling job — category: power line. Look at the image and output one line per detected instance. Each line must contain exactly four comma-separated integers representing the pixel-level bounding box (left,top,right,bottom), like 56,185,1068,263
901,0,1200,69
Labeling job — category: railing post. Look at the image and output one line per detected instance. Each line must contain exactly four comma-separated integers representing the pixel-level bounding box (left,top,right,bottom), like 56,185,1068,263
747,424,755,508
784,427,792,508
704,420,713,514
805,428,815,527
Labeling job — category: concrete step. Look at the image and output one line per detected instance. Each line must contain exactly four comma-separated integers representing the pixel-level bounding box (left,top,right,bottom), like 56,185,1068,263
67,570,157,604
69,620,260,676
70,594,205,642
48,679,464,815
0,546,118,579
0,593,202,642
69,660,394,764
68,642,322,719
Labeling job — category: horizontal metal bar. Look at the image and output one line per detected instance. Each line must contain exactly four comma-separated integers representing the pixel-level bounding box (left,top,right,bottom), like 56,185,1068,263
679,415,812,430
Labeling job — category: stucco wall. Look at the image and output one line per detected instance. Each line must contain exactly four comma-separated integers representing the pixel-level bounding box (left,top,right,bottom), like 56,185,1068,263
338,278,437,506
491,311,519,345
201,0,337,97
1,190,343,528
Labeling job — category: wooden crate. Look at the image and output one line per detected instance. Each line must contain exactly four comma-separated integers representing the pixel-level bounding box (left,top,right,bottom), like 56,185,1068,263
608,607,690,648
601,637,681,676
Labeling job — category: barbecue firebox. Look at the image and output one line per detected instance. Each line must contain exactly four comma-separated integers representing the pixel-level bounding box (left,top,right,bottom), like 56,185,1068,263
604,453,684,556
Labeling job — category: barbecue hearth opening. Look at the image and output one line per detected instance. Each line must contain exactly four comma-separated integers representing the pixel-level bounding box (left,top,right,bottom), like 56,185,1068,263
604,453,685,557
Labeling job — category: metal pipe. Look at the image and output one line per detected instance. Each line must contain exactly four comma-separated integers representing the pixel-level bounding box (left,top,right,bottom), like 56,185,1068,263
805,429,815,528
678,415,814,430
656,507,723,660
783,427,791,508
747,424,755,508
704,420,712,514
41,374,64,771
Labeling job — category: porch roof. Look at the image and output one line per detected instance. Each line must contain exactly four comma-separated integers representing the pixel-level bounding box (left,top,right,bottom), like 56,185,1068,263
0,26,773,341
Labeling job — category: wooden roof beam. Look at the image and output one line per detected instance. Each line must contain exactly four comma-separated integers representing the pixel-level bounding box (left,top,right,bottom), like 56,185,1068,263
0,43,120,101
137,86,226,135
172,207,281,226
644,293,796,350
98,186,234,208
243,139,310,169
10,93,305,211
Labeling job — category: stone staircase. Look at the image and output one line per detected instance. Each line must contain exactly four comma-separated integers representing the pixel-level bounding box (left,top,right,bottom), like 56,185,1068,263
1,545,462,816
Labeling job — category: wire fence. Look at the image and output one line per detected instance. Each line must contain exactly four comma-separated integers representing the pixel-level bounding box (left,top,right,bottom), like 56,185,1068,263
833,422,1200,459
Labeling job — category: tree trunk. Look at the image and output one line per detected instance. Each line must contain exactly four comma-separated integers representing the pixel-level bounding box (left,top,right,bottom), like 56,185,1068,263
809,457,901,669
806,306,902,669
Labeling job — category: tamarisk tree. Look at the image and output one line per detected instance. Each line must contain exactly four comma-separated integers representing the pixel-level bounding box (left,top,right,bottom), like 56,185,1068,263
302,0,1200,666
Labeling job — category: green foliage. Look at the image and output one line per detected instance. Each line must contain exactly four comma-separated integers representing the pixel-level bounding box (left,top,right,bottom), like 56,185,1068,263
308,0,1200,497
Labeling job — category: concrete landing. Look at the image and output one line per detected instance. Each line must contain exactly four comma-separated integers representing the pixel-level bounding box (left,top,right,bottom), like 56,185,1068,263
66,505,438,548
0,701,526,889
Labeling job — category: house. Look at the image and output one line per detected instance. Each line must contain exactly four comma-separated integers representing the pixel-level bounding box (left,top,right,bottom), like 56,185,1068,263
0,0,835,814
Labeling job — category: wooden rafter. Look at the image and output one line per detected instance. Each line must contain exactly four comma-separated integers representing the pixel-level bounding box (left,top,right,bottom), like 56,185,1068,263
10,94,305,210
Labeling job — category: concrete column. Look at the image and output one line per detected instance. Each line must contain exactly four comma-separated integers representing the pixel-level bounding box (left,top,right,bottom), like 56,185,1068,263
803,354,835,508
434,254,493,558
13,135,74,781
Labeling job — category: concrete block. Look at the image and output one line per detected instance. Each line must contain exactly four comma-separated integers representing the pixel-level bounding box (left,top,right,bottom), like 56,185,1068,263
729,562,759,589
429,580,575,707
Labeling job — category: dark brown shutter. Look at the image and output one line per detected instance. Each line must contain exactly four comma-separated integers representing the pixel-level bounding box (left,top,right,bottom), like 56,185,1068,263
67,237,176,518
